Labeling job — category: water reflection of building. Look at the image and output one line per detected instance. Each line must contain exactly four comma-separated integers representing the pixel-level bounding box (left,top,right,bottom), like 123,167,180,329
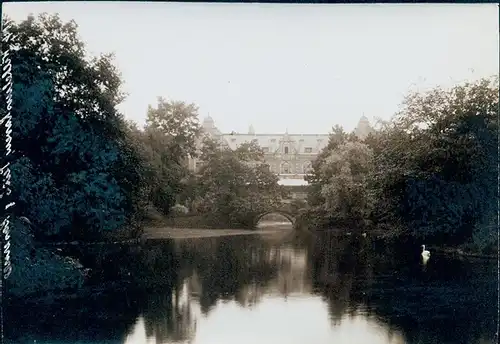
269,247,310,296
184,246,312,309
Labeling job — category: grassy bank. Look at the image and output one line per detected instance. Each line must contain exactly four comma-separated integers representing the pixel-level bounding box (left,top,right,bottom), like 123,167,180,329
143,227,291,239
143,206,234,229
161,214,222,229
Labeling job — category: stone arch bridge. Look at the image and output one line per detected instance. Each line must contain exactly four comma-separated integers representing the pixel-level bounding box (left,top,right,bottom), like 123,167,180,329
253,210,296,228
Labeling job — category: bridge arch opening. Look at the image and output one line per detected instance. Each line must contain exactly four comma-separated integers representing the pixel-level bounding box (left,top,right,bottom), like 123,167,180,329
255,211,295,230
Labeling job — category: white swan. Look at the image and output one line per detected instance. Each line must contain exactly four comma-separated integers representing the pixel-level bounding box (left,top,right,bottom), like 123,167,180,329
421,244,430,258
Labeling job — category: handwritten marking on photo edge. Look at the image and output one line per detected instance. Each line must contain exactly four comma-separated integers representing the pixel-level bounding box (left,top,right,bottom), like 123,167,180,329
1,18,17,282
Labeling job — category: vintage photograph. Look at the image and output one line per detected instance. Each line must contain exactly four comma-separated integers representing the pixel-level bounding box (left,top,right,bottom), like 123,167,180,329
0,2,498,344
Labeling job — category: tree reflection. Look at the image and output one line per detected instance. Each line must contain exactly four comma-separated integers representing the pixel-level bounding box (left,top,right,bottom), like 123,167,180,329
308,232,373,325
141,288,197,344
305,231,498,344
5,290,140,343
122,233,497,344
177,236,283,313
136,234,316,343
138,231,495,344
15,232,494,344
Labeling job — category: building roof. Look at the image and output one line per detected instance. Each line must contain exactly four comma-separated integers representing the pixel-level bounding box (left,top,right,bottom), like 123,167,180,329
199,115,373,150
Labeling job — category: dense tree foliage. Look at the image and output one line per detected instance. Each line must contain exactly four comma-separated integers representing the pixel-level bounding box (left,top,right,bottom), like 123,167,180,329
117,100,284,230
376,78,498,246
146,97,201,160
193,138,284,228
307,77,498,252
6,219,85,297
1,14,146,297
125,98,201,215
306,126,356,207
3,14,143,241
317,141,374,228
305,125,367,228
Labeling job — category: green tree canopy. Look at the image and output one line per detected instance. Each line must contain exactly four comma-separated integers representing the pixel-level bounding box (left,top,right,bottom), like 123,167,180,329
195,137,283,228
137,98,202,214
3,13,143,241
374,77,498,243
306,77,498,250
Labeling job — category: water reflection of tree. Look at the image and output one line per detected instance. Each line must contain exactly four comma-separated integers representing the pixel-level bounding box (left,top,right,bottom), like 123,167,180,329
128,232,496,344
178,236,283,313
8,235,310,343
6,292,140,343
307,232,375,325
307,232,498,344
367,256,498,344
74,240,195,344
141,290,196,344
123,241,196,344
136,234,318,343
5,241,182,344
135,236,282,343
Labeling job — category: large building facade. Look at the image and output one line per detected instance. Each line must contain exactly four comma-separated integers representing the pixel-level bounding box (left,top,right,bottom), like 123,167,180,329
188,116,374,188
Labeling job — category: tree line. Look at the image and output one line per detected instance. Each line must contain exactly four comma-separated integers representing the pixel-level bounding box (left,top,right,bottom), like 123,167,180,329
305,76,498,254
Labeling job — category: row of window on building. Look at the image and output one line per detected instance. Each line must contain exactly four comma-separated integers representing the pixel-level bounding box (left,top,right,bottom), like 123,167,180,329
227,137,324,155
261,146,314,154
193,160,313,175
268,161,313,175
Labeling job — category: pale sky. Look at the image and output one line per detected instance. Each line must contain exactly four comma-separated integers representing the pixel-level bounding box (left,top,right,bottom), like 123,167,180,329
4,2,499,133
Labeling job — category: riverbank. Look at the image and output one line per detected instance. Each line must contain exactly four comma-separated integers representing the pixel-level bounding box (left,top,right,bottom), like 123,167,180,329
143,226,292,239
145,211,228,230
142,207,295,239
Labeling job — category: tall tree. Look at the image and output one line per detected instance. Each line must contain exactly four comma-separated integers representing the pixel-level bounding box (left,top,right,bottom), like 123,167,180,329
309,140,374,228
3,13,143,241
306,125,354,213
146,97,201,162
143,97,202,213
0,13,147,297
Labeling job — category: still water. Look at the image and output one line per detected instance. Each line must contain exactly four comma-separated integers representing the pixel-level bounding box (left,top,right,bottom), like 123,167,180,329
7,230,498,344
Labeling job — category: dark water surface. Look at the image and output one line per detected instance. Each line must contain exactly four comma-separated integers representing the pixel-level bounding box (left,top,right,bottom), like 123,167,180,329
6,230,498,344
